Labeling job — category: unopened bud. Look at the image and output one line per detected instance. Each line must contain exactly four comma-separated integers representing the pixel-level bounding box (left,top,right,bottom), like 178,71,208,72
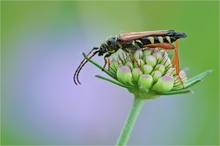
151,71,162,81
134,49,143,59
167,67,176,75
134,59,144,68
138,74,153,90
126,62,134,70
153,51,163,62
160,50,169,57
143,48,152,57
179,70,187,81
132,68,143,82
145,55,157,67
155,64,165,74
174,70,187,87
125,56,132,63
152,75,174,92
110,59,119,73
142,64,153,74
117,65,133,85
161,56,172,68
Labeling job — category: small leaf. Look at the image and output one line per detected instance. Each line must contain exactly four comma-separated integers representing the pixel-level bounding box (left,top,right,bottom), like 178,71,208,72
159,89,192,95
184,70,212,89
95,75,133,89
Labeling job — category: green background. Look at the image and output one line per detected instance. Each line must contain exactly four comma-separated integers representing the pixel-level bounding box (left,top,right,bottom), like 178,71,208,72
1,1,219,145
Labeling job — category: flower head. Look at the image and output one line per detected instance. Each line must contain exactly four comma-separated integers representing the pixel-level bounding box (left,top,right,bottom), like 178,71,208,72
108,48,188,98
82,48,211,99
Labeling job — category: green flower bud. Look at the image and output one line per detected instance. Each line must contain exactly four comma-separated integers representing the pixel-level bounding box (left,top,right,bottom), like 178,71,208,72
161,56,172,68
110,59,119,74
153,51,163,62
174,70,187,87
134,49,143,59
134,59,145,68
138,74,153,90
143,48,152,57
125,56,132,63
179,70,187,81
142,64,153,74
145,55,157,67
132,68,143,82
117,65,133,85
151,71,162,81
155,64,165,74
152,75,174,92
159,49,169,57
126,62,134,70
166,67,176,75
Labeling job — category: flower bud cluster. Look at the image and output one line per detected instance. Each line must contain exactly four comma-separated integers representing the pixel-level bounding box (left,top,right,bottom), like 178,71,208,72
110,48,187,93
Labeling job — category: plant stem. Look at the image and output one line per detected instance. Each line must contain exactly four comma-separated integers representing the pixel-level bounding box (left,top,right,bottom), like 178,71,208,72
116,96,145,146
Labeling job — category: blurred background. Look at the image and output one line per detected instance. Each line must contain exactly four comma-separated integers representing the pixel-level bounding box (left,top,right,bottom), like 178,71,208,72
1,1,219,145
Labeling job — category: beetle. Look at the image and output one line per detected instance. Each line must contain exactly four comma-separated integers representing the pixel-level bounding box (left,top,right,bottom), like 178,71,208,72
73,30,187,85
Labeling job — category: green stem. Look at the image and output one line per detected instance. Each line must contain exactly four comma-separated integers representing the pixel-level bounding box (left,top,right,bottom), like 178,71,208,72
116,97,145,146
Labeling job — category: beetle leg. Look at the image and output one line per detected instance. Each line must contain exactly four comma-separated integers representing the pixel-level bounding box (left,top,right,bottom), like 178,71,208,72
124,48,141,68
172,41,179,73
107,57,110,71
172,40,185,88
102,53,111,71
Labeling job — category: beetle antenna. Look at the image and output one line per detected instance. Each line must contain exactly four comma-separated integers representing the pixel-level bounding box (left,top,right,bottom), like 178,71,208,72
73,49,94,85
73,47,99,85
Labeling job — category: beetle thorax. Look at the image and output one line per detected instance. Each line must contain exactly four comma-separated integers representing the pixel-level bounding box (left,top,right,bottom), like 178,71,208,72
98,36,121,56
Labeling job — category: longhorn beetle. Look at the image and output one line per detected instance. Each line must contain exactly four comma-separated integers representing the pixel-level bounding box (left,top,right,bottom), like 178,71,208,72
73,30,187,85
